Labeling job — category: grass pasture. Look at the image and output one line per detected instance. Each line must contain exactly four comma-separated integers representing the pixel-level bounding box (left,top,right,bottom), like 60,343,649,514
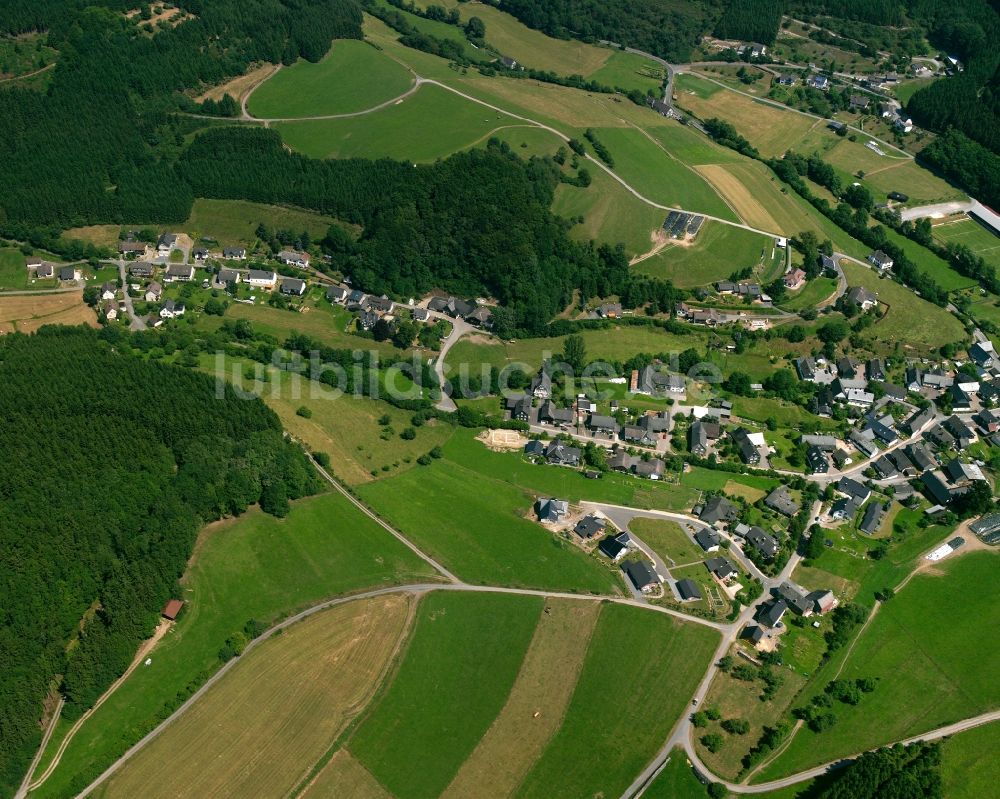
516,603,719,799
588,49,666,94
760,551,1000,780
933,216,1000,270
629,518,702,565
0,291,97,334
593,126,737,221
355,455,625,593
348,591,543,799
634,222,772,287
275,83,521,161
941,720,1000,799
441,599,602,799
186,198,342,246
248,39,413,118
643,749,712,799
642,120,744,165
32,493,439,799
839,261,966,353
0,248,33,290
779,276,839,311
554,166,666,257
674,74,815,157
97,594,413,799
879,227,972,292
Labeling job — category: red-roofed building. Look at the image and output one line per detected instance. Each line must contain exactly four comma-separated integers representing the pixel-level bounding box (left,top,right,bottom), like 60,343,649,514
162,599,184,620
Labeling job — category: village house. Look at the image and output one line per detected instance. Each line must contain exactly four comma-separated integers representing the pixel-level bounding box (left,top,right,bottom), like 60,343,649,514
574,515,607,540
130,262,154,278
144,281,163,302
676,578,702,601
192,248,209,262
745,526,779,560
279,278,307,296
99,282,117,301
159,298,185,319
164,264,195,282
34,261,55,279
326,285,348,304
222,247,247,260
623,560,659,593
536,497,569,524
538,400,575,427
695,528,721,552
765,485,800,517
783,268,806,291
730,427,761,465
598,531,632,562
118,239,147,258
247,269,278,290
277,250,310,268
837,476,871,506
846,286,879,311
867,250,894,272
699,495,739,526
156,233,178,254
706,556,738,582
806,446,830,474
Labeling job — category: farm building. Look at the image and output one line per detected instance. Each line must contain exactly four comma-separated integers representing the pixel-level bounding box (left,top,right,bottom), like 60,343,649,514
162,599,184,620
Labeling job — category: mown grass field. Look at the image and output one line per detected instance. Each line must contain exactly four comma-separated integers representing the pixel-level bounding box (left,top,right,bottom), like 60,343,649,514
629,518,702,565
589,49,666,93
634,222,772,287
839,261,966,353
732,395,839,430
445,322,708,375
442,428,699,512
0,247,33,289
357,456,625,593
300,749,392,799
248,39,413,118
643,749,712,798
516,603,720,799
185,198,343,246
33,493,439,799
591,126,738,221
454,3,611,76
934,216,1000,270
96,594,413,799
275,83,519,162
941,720,1000,799
441,599,602,799
879,227,973,292
642,119,744,165
674,74,816,157
759,551,1000,781
553,166,667,257
348,591,544,799
779,276,839,311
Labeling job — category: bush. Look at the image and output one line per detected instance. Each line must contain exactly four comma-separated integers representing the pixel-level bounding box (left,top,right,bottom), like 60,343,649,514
312,451,330,469
296,405,312,418
701,733,724,753
400,427,416,440
722,718,750,735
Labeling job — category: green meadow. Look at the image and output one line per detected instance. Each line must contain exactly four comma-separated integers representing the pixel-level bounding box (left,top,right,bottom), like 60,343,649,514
516,603,719,799
349,591,544,799
275,83,520,161
634,222,772,287
32,492,439,799
248,39,413,118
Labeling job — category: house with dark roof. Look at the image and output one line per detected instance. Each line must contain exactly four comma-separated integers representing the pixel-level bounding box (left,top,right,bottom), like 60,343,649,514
948,382,972,411
730,427,760,465
872,455,898,479
621,425,655,446
598,531,631,561
802,434,838,451
508,395,531,422
943,415,976,447
574,515,606,540
760,600,788,628
635,365,686,395
969,340,996,369
903,405,935,435
975,408,1000,434
699,496,738,525
705,556,738,582
806,446,830,474
538,400,575,426
587,414,617,435
906,442,935,473
524,439,545,458
130,262,154,278
846,286,879,311
536,497,569,524
623,560,659,593
277,250,310,268
922,471,957,505
543,441,581,467
830,497,857,521
165,263,194,282
837,476,871,505
676,578,702,601
765,486,800,517
795,357,817,382
745,527,779,560
634,459,666,480
859,502,887,534
695,528,721,552
279,278,307,296
607,449,636,473
925,424,956,450
530,369,552,399
222,247,246,260
808,589,838,615
888,449,917,476
776,582,813,616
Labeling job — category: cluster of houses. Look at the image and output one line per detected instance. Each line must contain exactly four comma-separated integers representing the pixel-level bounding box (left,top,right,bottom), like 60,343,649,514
26,256,82,283
662,211,705,240
744,580,839,645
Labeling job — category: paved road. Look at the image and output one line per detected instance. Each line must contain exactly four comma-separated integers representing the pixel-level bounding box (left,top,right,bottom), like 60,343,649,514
115,260,146,331
430,312,473,412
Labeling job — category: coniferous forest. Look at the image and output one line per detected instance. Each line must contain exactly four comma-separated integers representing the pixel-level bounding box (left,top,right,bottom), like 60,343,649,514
0,327,320,796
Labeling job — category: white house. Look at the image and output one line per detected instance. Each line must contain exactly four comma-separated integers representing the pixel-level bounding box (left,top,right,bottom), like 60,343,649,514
144,281,163,302
279,277,307,296
247,269,278,290
159,299,185,319
165,264,195,282
867,250,894,272
277,250,310,268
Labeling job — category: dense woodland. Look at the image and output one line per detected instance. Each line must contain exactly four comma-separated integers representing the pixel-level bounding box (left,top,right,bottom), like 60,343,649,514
0,328,319,797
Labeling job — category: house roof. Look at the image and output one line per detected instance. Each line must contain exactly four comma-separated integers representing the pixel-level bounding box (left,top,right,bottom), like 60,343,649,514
761,600,788,628
837,476,870,503
765,486,800,517
588,413,617,430
162,599,184,620
623,560,658,590
700,496,738,524
574,515,606,539
695,528,721,551
746,527,779,558
859,502,886,534
676,578,702,600
705,556,737,579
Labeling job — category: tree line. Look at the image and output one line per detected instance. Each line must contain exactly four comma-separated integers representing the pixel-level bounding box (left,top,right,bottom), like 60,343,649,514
0,327,320,797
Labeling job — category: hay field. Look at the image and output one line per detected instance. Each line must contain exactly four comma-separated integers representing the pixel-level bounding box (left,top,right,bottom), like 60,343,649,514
0,291,97,333
248,39,413,118
98,594,413,799
441,600,601,799
674,74,815,157
695,163,781,232
299,750,392,799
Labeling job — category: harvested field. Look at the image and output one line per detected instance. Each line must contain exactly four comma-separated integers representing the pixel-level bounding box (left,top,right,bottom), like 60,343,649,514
196,63,279,104
299,750,393,799
97,594,413,799
695,163,781,233
441,599,601,799
0,292,97,333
